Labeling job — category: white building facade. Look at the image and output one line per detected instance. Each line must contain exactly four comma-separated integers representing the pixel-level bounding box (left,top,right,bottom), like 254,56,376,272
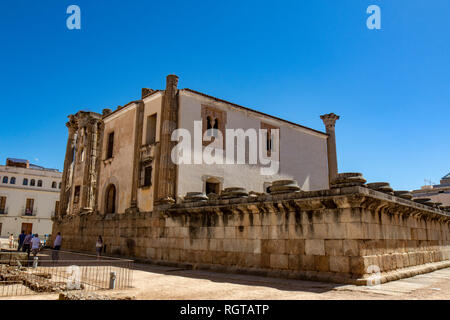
411,173,450,207
0,158,62,238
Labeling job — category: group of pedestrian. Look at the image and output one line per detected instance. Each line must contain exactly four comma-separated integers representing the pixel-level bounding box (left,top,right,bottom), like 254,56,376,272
10,230,104,261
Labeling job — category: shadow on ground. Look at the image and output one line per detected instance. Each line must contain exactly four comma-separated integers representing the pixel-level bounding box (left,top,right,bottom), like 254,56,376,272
132,262,345,294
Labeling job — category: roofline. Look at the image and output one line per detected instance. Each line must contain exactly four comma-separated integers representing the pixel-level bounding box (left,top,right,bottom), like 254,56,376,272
181,88,328,137
101,90,162,121
95,87,328,137
0,165,62,176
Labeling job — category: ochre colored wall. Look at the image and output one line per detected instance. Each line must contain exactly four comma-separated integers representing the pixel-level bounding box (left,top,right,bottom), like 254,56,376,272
98,106,136,214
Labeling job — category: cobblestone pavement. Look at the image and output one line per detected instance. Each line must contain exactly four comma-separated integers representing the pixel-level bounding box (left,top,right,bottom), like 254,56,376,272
2,263,450,300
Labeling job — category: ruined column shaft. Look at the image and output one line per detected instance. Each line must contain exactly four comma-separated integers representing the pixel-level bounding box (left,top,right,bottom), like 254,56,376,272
59,122,77,217
320,113,340,185
86,120,100,210
156,75,179,204
130,101,144,209
94,122,105,213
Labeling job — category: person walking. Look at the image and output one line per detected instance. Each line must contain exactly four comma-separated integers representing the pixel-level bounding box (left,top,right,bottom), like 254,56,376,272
17,230,26,251
96,235,103,259
31,233,41,258
52,232,62,262
22,232,32,265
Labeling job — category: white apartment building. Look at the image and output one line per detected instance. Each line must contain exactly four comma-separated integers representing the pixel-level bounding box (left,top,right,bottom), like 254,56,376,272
411,173,450,207
0,158,62,238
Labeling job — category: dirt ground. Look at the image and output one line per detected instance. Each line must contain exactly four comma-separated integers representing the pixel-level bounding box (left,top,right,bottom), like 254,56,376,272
2,263,450,300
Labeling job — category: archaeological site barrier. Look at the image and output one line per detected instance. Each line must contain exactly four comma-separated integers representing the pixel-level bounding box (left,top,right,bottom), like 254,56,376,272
52,176,450,286
0,249,133,297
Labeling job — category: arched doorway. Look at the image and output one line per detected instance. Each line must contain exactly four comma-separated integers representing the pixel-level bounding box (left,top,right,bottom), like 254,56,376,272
105,184,116,214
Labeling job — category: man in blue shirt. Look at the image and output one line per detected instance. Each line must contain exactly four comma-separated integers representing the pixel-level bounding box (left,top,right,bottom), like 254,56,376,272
17,230,26,252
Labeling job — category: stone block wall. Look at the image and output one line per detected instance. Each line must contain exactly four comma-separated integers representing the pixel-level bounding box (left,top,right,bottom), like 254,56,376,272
52,186,450,285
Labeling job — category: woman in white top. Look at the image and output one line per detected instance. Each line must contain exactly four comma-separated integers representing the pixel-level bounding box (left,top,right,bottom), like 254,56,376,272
96,235,103,258
9,234,14,249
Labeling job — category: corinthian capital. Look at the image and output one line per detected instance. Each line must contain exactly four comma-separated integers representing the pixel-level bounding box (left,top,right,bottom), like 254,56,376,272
66,115,78,133
320,113,340,129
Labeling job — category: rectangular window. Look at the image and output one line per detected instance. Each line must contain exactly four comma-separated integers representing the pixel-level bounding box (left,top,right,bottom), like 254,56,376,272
73,186,80,204
144,166,152,186
54,201,60,215
140,164,152,187
0,196,6,214
146,114,157,145
25,198,34,215
205,181,220,195
107,132,114,159
261,122,279,157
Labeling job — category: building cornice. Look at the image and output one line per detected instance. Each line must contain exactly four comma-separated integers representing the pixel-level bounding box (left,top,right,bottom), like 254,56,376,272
0,185,61,194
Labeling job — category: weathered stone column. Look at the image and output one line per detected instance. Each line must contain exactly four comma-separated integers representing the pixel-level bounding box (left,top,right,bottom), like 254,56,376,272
320,113,340,185
155,75,179,205
85,118,100,211
130,101,144,211
94,121,105,213
59,117,77,217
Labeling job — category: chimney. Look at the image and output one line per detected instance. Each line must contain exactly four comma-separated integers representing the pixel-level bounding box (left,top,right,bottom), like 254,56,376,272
320,113,340,185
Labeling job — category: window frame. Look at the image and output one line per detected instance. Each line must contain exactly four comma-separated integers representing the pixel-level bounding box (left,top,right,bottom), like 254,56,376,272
106,131,115,159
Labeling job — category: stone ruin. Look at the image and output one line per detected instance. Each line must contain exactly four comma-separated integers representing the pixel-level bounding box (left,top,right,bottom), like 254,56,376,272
53,173,450,285
0,264,85,294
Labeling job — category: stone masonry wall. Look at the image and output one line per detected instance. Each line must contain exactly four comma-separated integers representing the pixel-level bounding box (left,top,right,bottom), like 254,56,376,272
52,186,450,285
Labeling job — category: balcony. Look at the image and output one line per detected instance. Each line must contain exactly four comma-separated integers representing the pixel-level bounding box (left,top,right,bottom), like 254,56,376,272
22,208,37,217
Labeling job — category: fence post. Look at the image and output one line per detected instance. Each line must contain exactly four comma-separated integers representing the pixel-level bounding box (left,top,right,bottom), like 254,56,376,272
32,256,39,268
109,271,116,289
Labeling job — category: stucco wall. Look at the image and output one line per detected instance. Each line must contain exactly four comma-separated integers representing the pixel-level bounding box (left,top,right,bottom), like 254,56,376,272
137,94,163,213
98,106,136,214
176,91,329,199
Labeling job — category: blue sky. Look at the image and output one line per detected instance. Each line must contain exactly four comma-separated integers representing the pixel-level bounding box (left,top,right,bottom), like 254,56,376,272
0,0,449,190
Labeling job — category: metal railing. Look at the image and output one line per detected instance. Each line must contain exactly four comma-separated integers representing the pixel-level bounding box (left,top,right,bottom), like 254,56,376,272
22,209,36,216
0,249,133,297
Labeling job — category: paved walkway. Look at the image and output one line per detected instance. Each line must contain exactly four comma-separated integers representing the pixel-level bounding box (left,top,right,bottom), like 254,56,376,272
125,264,450,300
2,263,450,300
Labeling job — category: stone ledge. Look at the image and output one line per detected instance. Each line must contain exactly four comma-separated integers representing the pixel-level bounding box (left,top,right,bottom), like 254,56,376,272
166,186,450,221
354,259,450,286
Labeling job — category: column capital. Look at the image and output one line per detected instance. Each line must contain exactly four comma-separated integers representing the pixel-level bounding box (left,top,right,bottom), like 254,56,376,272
66,115,78,132
320,113,340,130
166,74,179,89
